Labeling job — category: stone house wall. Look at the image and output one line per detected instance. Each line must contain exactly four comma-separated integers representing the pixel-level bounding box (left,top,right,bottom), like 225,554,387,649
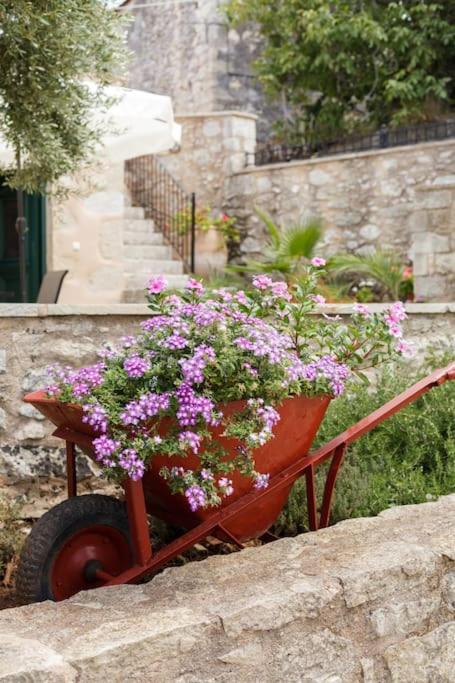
145,112,454,300
230,139,455,300
125,0,278,138
0,303,453,480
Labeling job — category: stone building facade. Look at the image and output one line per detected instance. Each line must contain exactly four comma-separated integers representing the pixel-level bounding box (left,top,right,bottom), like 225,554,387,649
124,0,278,138
152,111,455,301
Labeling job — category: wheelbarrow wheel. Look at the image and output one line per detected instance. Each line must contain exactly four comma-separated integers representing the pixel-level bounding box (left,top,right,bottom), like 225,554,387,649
16,494,133,604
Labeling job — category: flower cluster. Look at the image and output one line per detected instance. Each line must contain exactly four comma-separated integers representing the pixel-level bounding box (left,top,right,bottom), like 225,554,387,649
46,267,412,512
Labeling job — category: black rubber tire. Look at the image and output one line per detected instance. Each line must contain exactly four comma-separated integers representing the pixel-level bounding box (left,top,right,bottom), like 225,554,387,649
16,494,132,604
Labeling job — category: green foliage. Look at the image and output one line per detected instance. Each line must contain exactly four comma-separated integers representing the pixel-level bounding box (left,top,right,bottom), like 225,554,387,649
0,1,130,194
230,208,323,277
226,0,455,141
329,250,406,301
275,353,455,535
0,496,24,577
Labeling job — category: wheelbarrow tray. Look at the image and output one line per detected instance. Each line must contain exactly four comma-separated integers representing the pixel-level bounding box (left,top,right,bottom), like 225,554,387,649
24,391,331,541
17,363,454,601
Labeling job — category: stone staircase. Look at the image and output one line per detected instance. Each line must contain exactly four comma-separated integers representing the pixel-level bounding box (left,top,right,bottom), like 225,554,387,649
121,207,188,302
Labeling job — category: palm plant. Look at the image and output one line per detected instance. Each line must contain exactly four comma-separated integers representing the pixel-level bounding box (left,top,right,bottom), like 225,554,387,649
230,207,323,278
329,250,405,301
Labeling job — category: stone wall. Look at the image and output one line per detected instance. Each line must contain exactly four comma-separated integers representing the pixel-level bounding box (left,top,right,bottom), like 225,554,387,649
0,303,453,480
229,138,455,301
2,494,455,681
125,0,277,138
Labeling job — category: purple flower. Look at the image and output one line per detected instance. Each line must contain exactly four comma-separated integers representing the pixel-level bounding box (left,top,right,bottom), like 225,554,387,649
201,468,214,480
254,473,270,490
123,354,151,378
252,274,273,290
311,257,326,267
93,435,120,465
118,448,145,481
120,392,171,426
218,477,234,496
162,334,188,350
82,403,109,433
179,430,202,454
147,275,167,294
179,344,215,384
185,484,206,511
387,323,403,338
311,294,326,305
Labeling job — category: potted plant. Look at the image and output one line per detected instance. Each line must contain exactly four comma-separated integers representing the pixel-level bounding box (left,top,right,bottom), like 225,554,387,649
43,261,413,515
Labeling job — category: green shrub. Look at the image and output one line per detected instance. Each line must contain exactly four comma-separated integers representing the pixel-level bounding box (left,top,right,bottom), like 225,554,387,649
275,354,455,535
0,497,24,579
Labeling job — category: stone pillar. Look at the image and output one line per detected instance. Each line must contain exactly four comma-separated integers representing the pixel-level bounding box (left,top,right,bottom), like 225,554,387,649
411,179,455,301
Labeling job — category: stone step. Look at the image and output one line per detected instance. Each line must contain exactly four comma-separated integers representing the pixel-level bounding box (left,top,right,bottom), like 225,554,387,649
124,206,145,219
123,218,156,233
123,230,164,246
123,259,184,275
124,245,172,260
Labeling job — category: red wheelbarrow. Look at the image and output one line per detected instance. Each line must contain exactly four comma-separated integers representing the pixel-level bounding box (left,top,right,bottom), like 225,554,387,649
16,362,454,603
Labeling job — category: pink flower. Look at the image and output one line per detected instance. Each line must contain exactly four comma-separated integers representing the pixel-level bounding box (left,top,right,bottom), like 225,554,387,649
353,303,370,317
396,340,416,357
271,281,292,301
311,257,326,267
311,294,326,305
186,278,204,294
388,322,403,338
252,274,273,290
386,302,407,323
147,275,167,294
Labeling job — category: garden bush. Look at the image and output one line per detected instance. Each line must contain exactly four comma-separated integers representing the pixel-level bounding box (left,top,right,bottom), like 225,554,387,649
275,352,455,535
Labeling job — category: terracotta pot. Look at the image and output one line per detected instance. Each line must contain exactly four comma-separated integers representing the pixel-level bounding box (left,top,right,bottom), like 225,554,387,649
195,228,227,277
24,392,331,541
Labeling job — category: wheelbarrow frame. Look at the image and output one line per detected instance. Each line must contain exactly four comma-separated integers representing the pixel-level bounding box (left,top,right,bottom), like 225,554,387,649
52,362,454,589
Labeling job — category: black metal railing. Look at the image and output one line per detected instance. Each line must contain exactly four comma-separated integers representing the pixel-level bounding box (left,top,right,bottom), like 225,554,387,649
125,155,196,273
248,119,455,167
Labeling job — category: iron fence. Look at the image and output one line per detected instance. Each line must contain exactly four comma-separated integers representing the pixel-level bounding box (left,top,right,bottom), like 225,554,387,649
248,119,455,167
125,155,196,273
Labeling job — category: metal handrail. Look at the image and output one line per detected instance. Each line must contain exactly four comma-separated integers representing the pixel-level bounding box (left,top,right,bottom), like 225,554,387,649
125,155,196,273
248,119,455,167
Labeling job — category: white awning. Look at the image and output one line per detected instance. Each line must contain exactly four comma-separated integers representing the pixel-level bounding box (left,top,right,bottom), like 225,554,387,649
0,83,181,168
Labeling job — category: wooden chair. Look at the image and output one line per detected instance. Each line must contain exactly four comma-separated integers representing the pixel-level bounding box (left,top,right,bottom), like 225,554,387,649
37,270,68,304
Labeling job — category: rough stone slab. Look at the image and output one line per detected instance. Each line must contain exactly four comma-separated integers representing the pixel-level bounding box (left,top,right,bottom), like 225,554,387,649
1,495,454,682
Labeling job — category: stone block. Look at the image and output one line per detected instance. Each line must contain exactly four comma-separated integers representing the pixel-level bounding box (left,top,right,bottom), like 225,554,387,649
309,169,332,186
415,275,450,301
408,211,429,233
0,349,5,373
412,232,450,254
384,622,455,683
359,224,380,240
16,421,46,441
418,190,452,209
369,597,440,638
435,252,455,275
202,120,222,138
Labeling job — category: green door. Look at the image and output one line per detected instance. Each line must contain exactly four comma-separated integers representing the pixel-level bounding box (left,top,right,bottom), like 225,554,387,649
0,182,46,302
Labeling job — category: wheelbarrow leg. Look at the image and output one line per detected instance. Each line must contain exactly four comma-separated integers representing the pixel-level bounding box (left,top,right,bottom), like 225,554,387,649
124,478,153,567
319,444,346,528
66,441,77,498
305,465,318,531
